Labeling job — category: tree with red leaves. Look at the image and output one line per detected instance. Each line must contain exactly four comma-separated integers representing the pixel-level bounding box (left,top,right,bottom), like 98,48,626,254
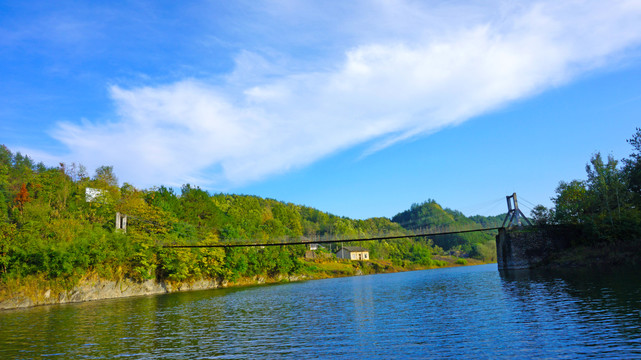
14,183,30,211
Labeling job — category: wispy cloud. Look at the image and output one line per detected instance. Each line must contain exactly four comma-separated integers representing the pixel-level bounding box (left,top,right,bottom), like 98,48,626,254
51,0,641,188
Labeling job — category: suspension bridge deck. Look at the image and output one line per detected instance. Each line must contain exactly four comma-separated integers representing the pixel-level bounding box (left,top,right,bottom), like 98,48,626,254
164,226,504,248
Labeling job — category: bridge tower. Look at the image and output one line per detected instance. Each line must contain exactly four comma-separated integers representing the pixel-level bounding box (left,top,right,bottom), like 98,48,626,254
501,193,532,228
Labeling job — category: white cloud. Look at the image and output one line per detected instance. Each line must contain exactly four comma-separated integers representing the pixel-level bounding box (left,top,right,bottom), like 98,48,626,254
52,0,641,189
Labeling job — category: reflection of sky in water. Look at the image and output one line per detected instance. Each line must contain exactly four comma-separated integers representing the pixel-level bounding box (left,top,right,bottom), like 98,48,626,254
1,264,640,359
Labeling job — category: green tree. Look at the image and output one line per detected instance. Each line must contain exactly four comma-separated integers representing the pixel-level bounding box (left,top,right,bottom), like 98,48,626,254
553,180,587,224
94,165,118,188
623,128,641,206
530,205,553,225
584,153,626,226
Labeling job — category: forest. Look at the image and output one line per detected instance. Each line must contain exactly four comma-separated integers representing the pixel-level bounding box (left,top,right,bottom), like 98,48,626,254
531,128,641,245
0,145,499,295
4,128,638,295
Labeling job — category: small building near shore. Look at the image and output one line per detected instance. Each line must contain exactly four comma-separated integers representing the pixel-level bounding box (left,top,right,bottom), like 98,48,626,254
336,246,369,261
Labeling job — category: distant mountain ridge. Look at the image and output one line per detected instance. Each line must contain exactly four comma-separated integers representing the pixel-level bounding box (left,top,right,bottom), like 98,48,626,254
392,199,504,252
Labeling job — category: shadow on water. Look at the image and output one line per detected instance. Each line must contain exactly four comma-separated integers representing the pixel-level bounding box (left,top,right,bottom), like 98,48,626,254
499,265,641,341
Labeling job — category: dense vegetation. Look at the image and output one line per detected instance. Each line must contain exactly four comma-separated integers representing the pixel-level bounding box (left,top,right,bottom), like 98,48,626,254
0,145,498,294
5,129,636,289
532,128,641,245
392,200,502,260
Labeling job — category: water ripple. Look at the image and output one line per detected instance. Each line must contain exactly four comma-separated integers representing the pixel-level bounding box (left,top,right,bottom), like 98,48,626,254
2,264,641,359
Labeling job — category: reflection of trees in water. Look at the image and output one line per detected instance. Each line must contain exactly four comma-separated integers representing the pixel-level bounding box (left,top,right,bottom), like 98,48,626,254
499,265,641,342
0,288,231,358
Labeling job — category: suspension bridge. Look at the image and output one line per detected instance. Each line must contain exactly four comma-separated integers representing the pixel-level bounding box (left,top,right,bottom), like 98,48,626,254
162,193,533,249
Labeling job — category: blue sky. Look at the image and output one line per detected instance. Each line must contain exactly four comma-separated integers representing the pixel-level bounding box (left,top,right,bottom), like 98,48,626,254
1,0,641,219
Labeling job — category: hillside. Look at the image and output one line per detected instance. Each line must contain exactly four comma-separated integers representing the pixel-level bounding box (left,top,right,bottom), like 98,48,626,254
0,145,500,304
391,199,502,255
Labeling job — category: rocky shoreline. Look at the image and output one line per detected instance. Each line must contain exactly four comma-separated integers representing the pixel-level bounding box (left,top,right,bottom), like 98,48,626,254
0,274,310,310
0,257,488,310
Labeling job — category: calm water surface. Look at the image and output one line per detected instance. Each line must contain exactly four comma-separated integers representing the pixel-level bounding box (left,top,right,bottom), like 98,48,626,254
1,264,640,359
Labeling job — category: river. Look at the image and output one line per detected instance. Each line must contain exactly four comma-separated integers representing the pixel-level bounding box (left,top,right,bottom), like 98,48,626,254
1,264,640,359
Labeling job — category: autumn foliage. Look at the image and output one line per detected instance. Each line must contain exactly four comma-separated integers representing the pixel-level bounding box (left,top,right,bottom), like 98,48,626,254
13,183,30,211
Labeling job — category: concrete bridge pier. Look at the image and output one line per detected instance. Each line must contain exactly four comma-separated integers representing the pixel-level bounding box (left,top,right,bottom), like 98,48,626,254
496,226,577,270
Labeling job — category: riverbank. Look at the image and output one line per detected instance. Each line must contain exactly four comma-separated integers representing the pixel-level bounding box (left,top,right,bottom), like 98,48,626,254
496,226,641,270
4,264,640,359
0,256,487,310
544,239,641,269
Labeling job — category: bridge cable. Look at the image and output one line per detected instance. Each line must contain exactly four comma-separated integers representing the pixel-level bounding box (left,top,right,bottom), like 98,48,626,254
518,196,541,209
163,227,504,248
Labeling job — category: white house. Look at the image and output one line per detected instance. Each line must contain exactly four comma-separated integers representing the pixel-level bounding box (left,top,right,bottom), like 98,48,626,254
336,246,370,261
85,187,104,202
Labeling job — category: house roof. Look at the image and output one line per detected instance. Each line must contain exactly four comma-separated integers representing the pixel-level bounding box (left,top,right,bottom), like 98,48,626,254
337,246,369,253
